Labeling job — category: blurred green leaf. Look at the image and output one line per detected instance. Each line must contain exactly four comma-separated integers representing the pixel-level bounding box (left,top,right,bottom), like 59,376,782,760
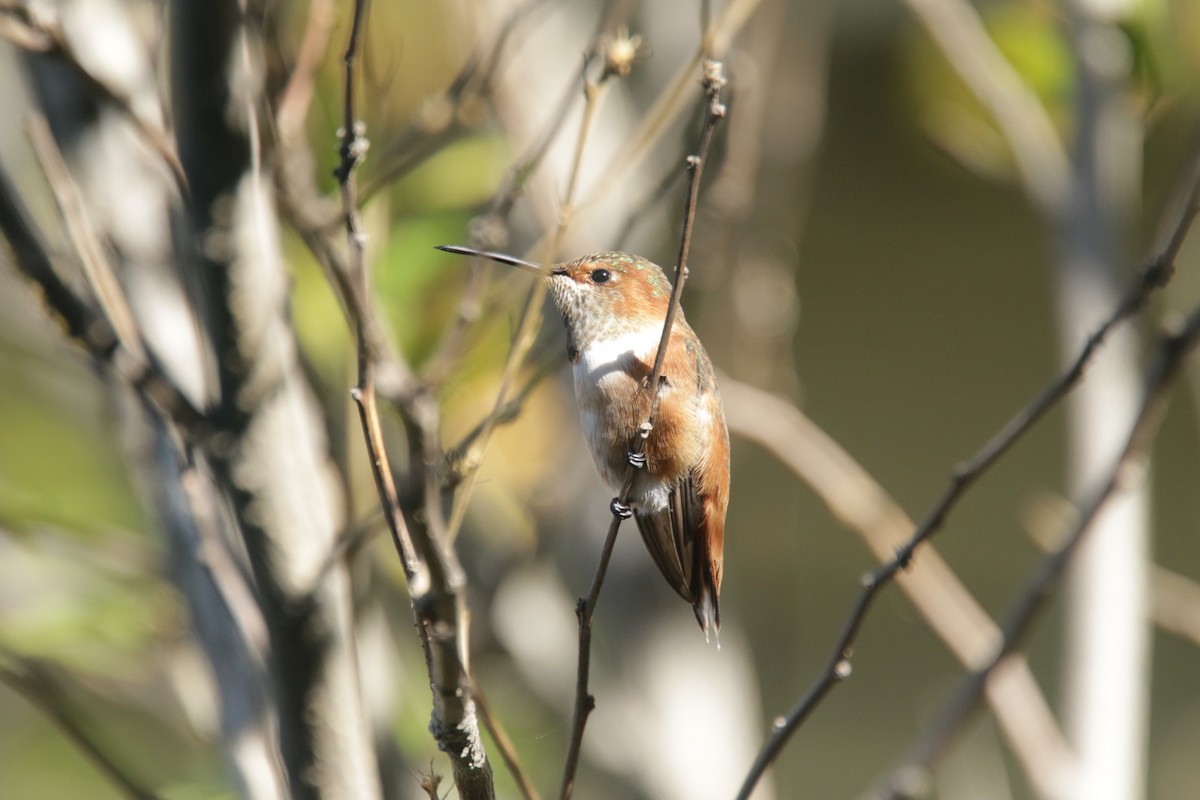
901,3,1070,182
389,134,509,212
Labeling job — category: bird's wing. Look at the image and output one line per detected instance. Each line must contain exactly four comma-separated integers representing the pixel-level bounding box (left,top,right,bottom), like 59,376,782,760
633,468,720,635
634,493,692,603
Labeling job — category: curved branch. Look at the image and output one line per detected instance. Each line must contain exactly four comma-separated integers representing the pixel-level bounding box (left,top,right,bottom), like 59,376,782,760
870,304,1200,798
734,133,1200,800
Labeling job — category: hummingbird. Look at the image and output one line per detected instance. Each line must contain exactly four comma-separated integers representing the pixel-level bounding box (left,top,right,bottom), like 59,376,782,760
438,245,730,638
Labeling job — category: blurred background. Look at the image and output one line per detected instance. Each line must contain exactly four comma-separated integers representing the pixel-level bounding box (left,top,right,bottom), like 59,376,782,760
2,0,1200,798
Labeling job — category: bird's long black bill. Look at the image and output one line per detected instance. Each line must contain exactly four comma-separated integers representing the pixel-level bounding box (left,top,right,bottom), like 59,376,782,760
436,244,544,274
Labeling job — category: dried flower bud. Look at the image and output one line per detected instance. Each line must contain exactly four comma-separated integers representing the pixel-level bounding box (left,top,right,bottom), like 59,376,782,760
602,28,646,79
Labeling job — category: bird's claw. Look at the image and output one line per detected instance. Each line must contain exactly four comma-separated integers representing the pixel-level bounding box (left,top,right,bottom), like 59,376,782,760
610,498,633,519
627,450,647,469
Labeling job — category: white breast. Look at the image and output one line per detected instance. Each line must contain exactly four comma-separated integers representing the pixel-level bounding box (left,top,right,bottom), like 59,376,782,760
574,321,664,384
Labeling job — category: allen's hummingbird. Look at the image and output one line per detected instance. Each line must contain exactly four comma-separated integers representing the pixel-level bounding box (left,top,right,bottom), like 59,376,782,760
438,245,730,637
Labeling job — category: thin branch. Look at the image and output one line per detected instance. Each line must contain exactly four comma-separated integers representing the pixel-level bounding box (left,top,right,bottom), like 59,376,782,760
444,357,558,487
337,0,421,671
1029,506,1200,650
558,58,727,800
416,52,593,388
733,133,1200,800
0,160,206,438
443,48,616,544
1,1,187,190
720,377,1073,798
900,0,1068,213
334,2,494,797
1151,565,1200,649
25,113,146,360
360,0,557,202
473,687,541,800
869,304,1200,799
418,9,637,388
275,0,335,143
530,0,760,256
0,651,163,800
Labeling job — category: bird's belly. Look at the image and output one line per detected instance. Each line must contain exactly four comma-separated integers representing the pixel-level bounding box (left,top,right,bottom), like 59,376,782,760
574,367,644,490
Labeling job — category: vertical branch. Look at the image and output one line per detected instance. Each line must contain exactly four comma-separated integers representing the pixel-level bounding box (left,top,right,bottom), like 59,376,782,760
1056,6,1147,798
170,0,381,796
334,2,495,797
558,59,727,800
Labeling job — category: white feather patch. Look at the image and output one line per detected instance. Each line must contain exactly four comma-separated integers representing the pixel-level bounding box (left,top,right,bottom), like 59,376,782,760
575,321,665,382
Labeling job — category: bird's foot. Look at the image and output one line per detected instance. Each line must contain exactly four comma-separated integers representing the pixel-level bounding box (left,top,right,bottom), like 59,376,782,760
609,498,633,519
627,450,647,469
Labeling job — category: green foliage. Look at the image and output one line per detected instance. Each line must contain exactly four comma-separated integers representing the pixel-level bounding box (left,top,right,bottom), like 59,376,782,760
900,0,1192,183
901,3,1070,181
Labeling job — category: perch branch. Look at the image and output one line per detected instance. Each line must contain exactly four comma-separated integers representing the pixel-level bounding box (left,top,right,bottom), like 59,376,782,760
559,58,726,800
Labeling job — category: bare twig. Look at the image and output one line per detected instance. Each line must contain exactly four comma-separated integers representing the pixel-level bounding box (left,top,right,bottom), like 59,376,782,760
443,53,614,544
0,161,206,437
275,0,335,142
334,2,494,797
419,12,640,388
1028,503,1200,650
444,357,558,487
336,0,421,691
361,0,557,201
532,0,760,257
2,2,186,189
417,52,595,388
25,113,146,360
869,305,1200,799
1151,565,1200,649
721,378,1073,798
0,650,163,800
558,58,727,800
899,0,1068,213
733,135,1200,800
473,687,541,800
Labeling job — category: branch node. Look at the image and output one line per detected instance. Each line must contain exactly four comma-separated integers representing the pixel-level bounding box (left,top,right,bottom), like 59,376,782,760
1145,254,1173,288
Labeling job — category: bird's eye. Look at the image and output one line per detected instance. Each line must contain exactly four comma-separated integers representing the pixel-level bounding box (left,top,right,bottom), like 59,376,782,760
590,269,612,284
